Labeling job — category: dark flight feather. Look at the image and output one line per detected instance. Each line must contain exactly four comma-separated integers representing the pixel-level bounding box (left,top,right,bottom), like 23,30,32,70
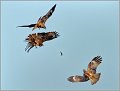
25,31,59,52
67,56,102,85
17,24,36,28
17,4,56,31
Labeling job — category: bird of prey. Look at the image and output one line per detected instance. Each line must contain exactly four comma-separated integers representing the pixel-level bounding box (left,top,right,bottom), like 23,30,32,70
17,4,56,31
25,31,59,52
67,56,102,85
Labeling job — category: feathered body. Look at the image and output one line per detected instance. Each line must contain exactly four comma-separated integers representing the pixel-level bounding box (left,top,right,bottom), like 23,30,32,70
25,31,59,52
17,4,56,31
67,56,102,85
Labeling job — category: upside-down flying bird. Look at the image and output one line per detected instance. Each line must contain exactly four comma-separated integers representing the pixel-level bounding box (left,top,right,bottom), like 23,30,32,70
17,4,56,31
25,31,59,52
67,56,102,85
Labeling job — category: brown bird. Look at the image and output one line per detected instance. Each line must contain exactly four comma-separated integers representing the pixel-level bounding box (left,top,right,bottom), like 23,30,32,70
25,31,59,52
17,4,56,31
67,56,102,85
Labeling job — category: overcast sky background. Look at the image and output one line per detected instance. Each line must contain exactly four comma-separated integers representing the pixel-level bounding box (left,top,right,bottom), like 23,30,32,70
1,1,119,90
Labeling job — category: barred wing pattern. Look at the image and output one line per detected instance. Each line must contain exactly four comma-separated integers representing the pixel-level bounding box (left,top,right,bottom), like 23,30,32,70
67,75,89,82
40,4,56,24
84,56,102,85
17,4,56,31
32,4,56,31
87,56,102,74
67,56,102,85
25,31,59,52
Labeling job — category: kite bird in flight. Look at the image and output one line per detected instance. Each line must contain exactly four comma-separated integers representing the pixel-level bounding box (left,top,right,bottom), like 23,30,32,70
67,56,102,85
25,31,59,52
17,4,56,31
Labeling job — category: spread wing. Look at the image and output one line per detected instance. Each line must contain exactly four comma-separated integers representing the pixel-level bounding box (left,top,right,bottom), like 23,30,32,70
17,24,36,28
17,4,56,28
45,31,59,41
67,75,89,82
39,4,56,23
87,56,102,74
25,31,59,52
37,31,59,42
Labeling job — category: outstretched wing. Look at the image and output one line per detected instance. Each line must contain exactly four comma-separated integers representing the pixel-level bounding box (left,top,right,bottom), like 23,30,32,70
37,31,59,42
67,75,89,82
45,31,59,41
40,4,56,23
17,24,36,28
87,56,102,73
25,31,59,52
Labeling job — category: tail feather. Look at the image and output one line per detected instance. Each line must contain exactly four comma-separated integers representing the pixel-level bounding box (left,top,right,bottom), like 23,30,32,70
90,73,101,85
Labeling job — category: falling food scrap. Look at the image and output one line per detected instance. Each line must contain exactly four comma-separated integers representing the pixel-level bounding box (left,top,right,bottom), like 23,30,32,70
25,31,59,52
17,4,56,31
67,56,102,85
60,51,63,56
